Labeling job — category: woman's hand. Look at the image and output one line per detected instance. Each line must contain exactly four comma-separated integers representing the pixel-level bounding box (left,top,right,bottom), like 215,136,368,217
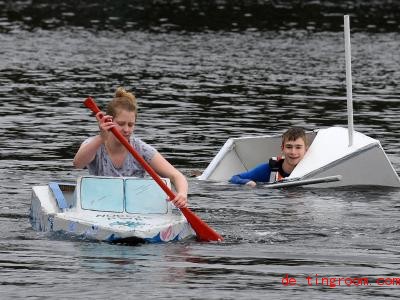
170,192,188,208
95,111,115,142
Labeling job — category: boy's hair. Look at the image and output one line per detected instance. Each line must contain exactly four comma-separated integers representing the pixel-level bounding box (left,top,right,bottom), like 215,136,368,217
282,127,307,145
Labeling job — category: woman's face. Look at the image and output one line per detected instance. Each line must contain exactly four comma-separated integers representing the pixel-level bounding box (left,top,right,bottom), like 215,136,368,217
113,109,136,140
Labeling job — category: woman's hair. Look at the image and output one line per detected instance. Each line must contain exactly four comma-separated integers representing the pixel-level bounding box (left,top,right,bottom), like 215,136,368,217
106,87,138,117
282,127,307,145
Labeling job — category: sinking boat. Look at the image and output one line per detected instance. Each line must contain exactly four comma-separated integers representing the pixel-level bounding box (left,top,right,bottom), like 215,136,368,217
198,126,400,188
198,16,400,189
30,176,195,243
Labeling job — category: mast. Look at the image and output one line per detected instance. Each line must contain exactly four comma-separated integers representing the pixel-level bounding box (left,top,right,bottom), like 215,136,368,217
344,15,354,147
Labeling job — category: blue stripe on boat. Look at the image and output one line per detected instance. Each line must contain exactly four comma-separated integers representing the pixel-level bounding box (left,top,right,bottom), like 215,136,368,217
49,182,68,210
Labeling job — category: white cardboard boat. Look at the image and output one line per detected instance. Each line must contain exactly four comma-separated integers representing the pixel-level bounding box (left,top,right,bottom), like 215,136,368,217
198,126,400,188
198,16,400,189
30,176,195,243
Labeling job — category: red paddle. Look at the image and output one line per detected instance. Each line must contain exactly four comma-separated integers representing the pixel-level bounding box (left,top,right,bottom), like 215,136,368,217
84,97,223,242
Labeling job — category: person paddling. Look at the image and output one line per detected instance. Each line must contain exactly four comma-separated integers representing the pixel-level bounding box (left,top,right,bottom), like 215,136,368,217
229,127,308,187
73,87,188,208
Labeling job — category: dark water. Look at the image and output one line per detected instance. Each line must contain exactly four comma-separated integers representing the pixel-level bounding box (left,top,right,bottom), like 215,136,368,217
1,1,400,299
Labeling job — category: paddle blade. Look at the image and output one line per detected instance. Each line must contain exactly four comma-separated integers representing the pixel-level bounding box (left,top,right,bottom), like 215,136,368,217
181,207,223,242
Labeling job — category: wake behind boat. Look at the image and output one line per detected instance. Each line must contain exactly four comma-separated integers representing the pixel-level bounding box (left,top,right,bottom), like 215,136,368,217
30,176,195,244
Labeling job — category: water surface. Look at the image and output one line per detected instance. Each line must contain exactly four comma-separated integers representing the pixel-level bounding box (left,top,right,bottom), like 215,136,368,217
1,2,400,299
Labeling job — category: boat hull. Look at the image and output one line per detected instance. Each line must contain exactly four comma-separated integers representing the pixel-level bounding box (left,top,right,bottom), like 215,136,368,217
30,180,195,243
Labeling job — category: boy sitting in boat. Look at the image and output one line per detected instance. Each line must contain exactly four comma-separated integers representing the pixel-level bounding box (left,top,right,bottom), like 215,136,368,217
229,127,308,187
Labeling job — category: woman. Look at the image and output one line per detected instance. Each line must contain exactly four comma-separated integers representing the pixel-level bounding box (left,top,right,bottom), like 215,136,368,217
73,87,188,208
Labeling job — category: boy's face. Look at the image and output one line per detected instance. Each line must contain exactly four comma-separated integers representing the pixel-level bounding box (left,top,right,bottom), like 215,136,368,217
281,137,307,167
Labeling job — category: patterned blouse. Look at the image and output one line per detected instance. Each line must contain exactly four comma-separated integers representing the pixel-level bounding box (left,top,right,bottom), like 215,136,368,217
85,136,157,177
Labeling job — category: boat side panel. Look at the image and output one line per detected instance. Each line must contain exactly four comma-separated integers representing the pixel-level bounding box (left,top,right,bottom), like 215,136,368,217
198,138,236,180
49,182,69,210
299,145,400,188
30,186,59,232
203,149,247,181
234,136,283,170
290,127,378,178
51,213,194,242
55,183,76,209
200,135,282,181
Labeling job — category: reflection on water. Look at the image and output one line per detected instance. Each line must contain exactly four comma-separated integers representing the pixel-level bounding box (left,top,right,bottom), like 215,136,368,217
1,1,400,299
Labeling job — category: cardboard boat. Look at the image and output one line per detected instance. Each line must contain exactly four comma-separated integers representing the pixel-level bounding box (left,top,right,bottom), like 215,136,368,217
30,176,195,243
198,126,400,188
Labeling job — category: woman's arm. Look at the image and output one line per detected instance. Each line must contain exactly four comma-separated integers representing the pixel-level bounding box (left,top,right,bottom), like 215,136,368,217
73,112,115,169
149,152,188,208
73,136,103,169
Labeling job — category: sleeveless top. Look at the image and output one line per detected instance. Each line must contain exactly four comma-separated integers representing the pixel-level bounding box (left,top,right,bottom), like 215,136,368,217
85,136,157,177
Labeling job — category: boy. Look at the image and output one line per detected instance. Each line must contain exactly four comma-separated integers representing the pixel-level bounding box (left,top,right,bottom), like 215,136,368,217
229,127,307,187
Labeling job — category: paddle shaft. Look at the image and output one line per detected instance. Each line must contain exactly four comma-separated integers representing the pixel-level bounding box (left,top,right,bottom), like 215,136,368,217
84,98,177,198
83,97,223,242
